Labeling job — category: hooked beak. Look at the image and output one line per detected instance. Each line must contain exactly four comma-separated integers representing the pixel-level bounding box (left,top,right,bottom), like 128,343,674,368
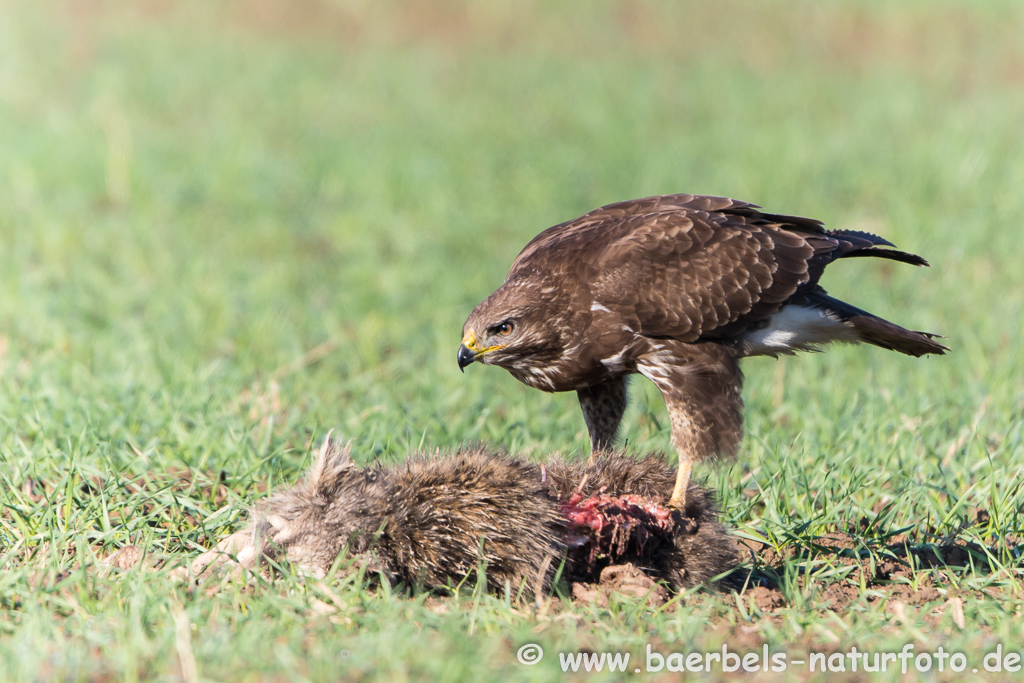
458,330,503,372
457,344,477,372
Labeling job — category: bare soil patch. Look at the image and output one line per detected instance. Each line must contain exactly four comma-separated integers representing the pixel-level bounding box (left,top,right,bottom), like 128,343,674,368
731,526,1012,615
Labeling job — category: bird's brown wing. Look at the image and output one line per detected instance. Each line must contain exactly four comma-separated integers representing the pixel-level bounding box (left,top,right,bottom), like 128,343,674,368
509,194,840,343
509,194,766,275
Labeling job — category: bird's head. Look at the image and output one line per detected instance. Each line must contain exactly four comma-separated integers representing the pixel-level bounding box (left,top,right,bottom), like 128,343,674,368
458,280,565,374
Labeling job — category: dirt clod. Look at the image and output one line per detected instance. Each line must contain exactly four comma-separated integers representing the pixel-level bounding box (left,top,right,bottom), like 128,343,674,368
104,545,143,571
571,563,670,608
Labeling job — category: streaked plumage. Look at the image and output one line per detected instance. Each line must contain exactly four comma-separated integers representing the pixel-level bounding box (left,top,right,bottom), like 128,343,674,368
458,194,948,509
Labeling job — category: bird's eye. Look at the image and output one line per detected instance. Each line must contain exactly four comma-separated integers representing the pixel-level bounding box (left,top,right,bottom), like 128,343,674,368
497,321,514,336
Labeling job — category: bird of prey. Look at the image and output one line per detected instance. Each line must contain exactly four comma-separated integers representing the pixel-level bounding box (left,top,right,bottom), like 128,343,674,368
457,194,947,512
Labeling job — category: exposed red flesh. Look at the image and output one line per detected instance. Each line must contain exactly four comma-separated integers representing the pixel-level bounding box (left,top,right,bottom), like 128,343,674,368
559,487,676,571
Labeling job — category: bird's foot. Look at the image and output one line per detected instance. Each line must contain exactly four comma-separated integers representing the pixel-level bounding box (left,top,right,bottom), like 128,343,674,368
669,508,700,535
667,478,699,533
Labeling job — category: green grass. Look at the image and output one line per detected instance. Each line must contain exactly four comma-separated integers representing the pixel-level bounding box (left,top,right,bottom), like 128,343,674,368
1,0,1023,680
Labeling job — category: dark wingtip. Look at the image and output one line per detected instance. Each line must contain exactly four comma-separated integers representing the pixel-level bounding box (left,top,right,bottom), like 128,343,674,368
835,229,896,248
842,247,930,267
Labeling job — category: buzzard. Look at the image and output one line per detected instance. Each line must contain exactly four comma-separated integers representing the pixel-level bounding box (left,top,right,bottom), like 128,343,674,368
457,194,947,511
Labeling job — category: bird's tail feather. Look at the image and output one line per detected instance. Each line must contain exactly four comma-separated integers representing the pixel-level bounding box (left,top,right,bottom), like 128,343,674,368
809,293,948,357
848,314,948,357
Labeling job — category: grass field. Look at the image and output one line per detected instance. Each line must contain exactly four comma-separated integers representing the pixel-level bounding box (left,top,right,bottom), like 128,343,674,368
1,0,1023,680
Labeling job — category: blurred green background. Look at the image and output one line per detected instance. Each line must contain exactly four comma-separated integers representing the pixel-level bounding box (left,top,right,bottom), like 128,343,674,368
1,1,1023,680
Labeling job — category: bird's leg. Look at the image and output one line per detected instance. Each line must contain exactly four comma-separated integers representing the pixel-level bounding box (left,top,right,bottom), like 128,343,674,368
667,454,693,510
637,342,744,514
577,376,628,464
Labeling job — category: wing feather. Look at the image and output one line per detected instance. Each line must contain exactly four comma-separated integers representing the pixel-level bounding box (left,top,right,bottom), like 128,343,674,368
504,194,915,344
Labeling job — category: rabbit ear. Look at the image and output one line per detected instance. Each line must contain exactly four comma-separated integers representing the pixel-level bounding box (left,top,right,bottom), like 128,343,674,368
306,430,355,496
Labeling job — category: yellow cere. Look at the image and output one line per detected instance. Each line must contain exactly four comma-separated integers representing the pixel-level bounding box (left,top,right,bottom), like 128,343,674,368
462,330,505,355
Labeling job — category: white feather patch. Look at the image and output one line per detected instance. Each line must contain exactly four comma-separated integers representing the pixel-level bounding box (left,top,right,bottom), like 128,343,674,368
743,305,858,357
600,351,628,371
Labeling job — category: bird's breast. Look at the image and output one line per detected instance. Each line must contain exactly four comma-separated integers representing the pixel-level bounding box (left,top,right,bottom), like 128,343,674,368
506,343,627,393
507,363,579,392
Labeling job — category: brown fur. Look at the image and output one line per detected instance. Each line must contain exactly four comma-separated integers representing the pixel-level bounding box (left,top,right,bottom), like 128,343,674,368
193,439,739,595
194,439,564,595
374,450,564,594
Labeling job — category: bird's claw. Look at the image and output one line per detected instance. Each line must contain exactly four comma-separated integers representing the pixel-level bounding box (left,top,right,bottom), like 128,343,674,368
669,510,699,535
